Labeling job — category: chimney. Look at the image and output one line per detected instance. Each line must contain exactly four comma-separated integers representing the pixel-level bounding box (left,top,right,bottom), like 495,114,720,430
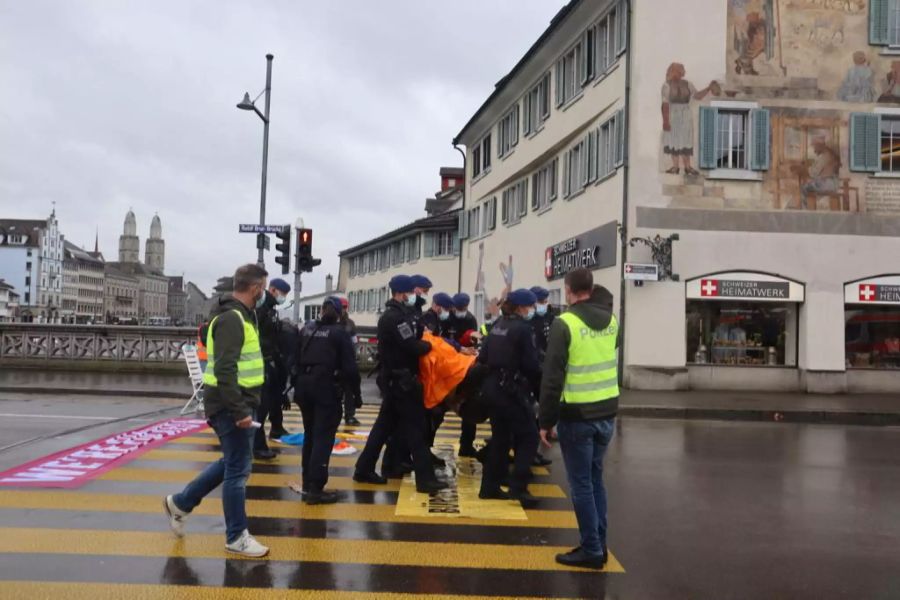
325,274,333,293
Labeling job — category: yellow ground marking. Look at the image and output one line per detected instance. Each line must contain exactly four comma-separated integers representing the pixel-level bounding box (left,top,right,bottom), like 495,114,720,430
0,527,624,573
2,582,552,600
0,490,577,529
96,467,564,498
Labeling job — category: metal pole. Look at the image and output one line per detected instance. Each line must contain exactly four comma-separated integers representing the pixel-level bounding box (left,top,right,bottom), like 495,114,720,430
257,53,274,266
292,272,302,323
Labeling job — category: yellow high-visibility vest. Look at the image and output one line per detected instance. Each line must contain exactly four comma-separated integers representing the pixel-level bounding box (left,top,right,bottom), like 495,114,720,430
202,310,265,389
559,312,619,404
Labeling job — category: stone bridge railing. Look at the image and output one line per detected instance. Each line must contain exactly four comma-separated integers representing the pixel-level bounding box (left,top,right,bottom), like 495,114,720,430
0,323,196,364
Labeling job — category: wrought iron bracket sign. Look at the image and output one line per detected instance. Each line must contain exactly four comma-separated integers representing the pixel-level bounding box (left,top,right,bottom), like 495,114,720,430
628,233,680,282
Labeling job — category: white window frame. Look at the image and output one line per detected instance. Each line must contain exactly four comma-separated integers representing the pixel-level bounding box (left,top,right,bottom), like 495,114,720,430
523,72,551,136
501,179,528,226
473,133,492,180
891,0,900,47
434,230,455,257
715,109,750,171
498,105,520,158
531,158,559,212
556,40,583,107
564,139,586,198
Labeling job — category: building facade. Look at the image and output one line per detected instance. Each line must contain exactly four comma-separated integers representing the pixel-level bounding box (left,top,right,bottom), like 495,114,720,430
455,0,900,392
106,210,169,323
0,210,64,322
337,170,464,330
184,281,209,326
104,268,140,323
0,280,19,322
63,241,105,323
167,276,187,325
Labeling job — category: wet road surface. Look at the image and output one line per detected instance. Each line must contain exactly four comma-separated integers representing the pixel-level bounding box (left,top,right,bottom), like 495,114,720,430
0,393,898,599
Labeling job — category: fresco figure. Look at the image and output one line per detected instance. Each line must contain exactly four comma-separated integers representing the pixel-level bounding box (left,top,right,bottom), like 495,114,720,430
878,61,900,104
797,136,841,209
661,63,717,175
732,0,776,75
837,51,875,103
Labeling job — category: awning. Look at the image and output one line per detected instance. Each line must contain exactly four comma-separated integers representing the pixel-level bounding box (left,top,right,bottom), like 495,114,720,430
686,271,805,303
844,274,900,305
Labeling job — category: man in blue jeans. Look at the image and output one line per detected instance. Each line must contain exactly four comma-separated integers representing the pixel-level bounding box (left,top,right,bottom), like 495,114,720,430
539,268,620,570
164,264,270,558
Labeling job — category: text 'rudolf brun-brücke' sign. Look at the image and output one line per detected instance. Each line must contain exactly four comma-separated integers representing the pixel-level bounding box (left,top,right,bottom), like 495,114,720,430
686,272,805,303
844,275,900,305
544,221,617,281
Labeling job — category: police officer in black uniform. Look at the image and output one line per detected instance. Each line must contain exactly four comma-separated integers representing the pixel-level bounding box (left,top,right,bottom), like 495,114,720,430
477,288,541,508
449,293,480,457
354,275,447,494
294,297,360,505
339,297,363,426
529,286,555,467
254,278,292,459
421,292,454,336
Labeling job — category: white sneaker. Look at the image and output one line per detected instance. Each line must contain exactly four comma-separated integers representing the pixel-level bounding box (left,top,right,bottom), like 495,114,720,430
163,495,188,538
225,530,269,558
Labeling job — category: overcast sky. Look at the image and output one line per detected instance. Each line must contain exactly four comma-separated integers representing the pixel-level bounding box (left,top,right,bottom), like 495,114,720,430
0,1,560,295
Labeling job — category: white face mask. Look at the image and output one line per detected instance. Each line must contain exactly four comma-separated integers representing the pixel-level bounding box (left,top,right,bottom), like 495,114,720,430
405,294,417,307
535,303,548,316
524,308,536,321
274,294,286,305
438,310,450,321
454,310,467,318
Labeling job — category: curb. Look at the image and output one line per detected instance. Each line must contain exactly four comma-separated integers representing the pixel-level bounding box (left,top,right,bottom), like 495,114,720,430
0,386,187,400
619,406,900,426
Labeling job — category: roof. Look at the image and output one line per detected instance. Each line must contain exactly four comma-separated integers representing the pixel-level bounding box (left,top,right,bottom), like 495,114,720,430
0,279,15,291
339,209,460,257
64,240,104,266
185,281,209,299
439,167,465,177
0,219,46,247
106,261,165,280
453,0,579,145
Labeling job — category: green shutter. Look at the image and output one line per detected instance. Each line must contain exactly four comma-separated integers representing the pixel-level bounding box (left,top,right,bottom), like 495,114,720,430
458,211,469,241
424,232,435,257
870,0,889,45
452,231,460,256
749,109,770,171
698,106,718,169
850,113,881,172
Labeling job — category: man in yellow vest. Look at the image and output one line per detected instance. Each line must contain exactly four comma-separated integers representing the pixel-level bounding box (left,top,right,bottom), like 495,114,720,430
164,264,270,558
539,268,619,570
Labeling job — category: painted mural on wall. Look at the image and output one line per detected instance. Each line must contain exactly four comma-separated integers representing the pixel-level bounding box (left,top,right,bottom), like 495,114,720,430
658,0,900,218
473,241,514,319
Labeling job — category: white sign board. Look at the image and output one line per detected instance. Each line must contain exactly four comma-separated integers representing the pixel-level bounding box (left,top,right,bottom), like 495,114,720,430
844,275,900,305
686,271,805,303
624,263,659,281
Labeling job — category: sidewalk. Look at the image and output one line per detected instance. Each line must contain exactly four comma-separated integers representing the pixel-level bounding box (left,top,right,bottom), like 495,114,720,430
0,368,897,425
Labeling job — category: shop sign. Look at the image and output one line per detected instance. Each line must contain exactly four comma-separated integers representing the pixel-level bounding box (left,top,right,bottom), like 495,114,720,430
844,275,900,305
624,263,659,281
686,272,805,303
544,221,617,281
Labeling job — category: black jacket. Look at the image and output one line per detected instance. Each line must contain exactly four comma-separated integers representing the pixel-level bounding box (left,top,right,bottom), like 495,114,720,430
297,319,360,390
204,295,262,421
255,291,282,363
539,286,619,428
477,315,541,391
448,311,479,343
378,299,432,375
530,307,557,357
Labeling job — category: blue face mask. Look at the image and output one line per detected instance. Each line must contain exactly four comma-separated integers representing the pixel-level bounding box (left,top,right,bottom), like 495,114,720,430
274,294,287,306
405,294,417,307
524,308,536,321
535,303,548,316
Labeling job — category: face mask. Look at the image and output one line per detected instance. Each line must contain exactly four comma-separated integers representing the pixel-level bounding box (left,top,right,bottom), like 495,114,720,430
524,308,536,321
484,315,493,324
405,294,417,307
438,310,450,322
535,303,548,316
454,310,467,318
417,292,428,302
274,294,286,305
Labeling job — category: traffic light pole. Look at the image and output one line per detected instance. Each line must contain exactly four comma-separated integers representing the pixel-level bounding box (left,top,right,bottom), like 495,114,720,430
292,270,302,323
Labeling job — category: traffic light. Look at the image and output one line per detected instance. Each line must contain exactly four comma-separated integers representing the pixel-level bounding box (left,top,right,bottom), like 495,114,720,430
274,227,291,275
296,227,321,272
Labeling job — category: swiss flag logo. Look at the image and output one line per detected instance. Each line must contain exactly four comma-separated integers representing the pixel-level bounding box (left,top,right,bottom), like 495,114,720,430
859,284,876,302
544,248,553,279
700,279,719,297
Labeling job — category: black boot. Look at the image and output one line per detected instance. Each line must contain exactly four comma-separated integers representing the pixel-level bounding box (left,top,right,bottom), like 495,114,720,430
532,453,552,467
555,546,607,569
253,449,278,461
303,489,341,505
353,471,388,485
345,417,361,426
478,487,510,500
269,425,290,440
509,489,539,509
416,479,449,494
458,444,478,458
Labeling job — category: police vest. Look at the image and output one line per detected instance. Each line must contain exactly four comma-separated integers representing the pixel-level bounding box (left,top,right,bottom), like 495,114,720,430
202,310,265,389
299,323,338,369
559,312,619,404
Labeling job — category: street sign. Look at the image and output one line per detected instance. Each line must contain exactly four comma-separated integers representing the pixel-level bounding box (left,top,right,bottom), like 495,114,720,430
624,263,659,281
239,224,289,234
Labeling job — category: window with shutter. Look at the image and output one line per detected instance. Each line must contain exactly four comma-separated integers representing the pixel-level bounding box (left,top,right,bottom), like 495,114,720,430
459,210,469,241
850,113,881,172
870,0,890,45
424,232,435,257
616,0,627,56
698,106,719,170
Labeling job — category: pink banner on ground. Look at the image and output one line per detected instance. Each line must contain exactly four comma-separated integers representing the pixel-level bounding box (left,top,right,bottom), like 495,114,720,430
0,418,208,488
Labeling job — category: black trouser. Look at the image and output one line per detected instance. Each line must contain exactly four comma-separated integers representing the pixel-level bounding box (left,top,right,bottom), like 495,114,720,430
426,405,446,448
342,380,360,422
459,418,477,450
480,379,538,494
254,361,284,451
355,377,434,484
296,373,342,492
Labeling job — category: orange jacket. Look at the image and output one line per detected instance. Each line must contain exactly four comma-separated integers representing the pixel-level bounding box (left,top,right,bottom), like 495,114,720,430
418,331,476,409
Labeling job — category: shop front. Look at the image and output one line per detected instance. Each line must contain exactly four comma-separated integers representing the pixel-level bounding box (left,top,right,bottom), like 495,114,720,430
844,275,900,371
685,271,805,370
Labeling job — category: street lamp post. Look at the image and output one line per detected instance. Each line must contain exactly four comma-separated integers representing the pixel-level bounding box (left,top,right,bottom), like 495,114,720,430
237,53,274,266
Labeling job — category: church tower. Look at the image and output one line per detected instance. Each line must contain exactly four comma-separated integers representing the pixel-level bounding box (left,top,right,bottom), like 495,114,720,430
145,213,165,274
118,210,140,263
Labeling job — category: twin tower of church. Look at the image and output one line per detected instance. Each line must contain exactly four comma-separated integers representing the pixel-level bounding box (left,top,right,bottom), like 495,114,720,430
118,210,165,274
